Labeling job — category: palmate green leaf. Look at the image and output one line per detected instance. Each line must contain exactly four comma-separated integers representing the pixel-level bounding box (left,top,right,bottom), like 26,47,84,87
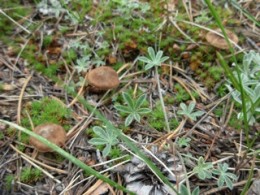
89,126,119,157
114,105,133,113
103,144,112,157
125,114,134,126
145,63,156,70
155,50,163,61
179,103,187,111
116,92,150,126
138,56,152,64
137,108,151,114
187,102,196,113
148,47,156,59
133,113,141,123
135,94,147,108
212,163,237,190
93,126,107,139
160,56,169,63
122,92,135,109
88,137,108,145
193,157,213,180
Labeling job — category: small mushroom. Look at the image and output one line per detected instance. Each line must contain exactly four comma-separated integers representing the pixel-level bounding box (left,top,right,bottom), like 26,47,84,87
206,29,238,50
86,66,120,92
30,123,66,152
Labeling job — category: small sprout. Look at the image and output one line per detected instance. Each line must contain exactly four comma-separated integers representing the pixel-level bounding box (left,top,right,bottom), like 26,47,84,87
177,137,191,148
193,157,213,180
212,163,238,190
138,47,169,70
177,102,204,121
29,123,67,152
86,66,120,92
115,92,151,126
88,126,119,157
206,29,238,50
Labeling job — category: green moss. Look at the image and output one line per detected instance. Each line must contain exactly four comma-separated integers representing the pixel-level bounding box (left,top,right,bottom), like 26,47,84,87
164,95,175,105
20,167,42,184
21,97,71,134
4,174,14,191
0,1,32,41
42,35,53,48
217,84,228,97
208,66,224,81
173,84,191,103
214,107,224,117
228,114,242,130
147,102,179,131
109,146,123,158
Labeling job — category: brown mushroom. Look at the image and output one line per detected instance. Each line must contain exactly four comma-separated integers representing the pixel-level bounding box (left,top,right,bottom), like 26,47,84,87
29,123,66,152
86,66,120,92
206,29,238,50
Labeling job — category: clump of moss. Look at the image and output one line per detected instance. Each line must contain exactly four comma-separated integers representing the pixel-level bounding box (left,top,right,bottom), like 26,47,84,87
173,84,191,103
20,167,42,184
148,102,179,131
4,174,14,191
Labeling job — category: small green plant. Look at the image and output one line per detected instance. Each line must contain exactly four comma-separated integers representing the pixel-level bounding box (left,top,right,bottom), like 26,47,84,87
20,167,42,184
212,163,238,190
138,47,169,70
115,92,151,126
177,137,191,148
75,55,92,73
88,126,119,157
179,184,200,195
138,47,170,131
192,156,213,180
177,102,204,121
4,174,14,191
226,51,260,125
174,84,191,103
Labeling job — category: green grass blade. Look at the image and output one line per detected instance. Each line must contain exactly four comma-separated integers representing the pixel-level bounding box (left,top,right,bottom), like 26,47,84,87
0,119,134,195
216,52,239,90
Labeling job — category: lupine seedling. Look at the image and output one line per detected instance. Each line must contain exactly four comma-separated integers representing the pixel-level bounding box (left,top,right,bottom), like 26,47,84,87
138,47,169,70
226,51,260,125
88,126,119,157
212,163,238,190
177,102,204,121
192,157,213,180
177,137,191,148
138,47,170,131
115,92,151,126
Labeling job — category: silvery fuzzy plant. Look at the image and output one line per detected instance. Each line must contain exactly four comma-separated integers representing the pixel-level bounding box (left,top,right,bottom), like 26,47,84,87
116,146,184,195
226,50,260,125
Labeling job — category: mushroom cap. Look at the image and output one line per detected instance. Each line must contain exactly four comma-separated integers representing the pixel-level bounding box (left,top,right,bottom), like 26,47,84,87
206,29,238,50
86,66,119,91
29,123,66,152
